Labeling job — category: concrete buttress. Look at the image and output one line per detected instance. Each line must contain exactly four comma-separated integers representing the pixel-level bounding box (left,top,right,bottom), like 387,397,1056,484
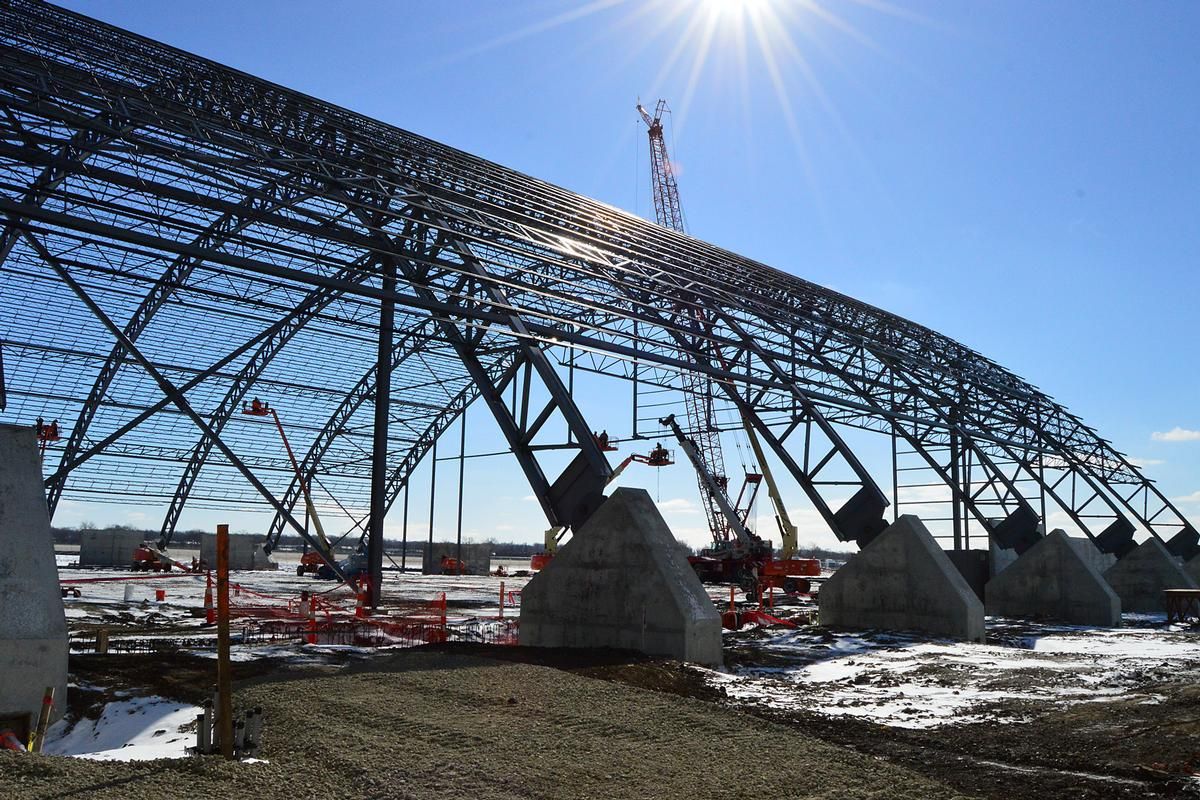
519,488,722,667
985,529,1121,626
819,515,985,643
0,424,68,728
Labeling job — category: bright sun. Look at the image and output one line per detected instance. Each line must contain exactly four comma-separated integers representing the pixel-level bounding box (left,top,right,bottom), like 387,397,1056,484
700,0,770,17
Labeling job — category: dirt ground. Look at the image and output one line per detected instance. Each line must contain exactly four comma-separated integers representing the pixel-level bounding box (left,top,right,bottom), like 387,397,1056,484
5,641,1199,799
2,647,970,800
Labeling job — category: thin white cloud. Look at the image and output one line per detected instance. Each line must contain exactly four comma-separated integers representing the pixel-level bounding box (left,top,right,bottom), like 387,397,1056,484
657,497,699,514
1173,490,1200,504
1128,457,1166,468
1151,427,1200,442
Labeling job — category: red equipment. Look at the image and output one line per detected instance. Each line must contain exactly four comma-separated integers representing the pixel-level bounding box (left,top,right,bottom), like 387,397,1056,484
241,398,340,581
130,542,172,572
296,550,324,577
34,417,60,455
439,555,468,575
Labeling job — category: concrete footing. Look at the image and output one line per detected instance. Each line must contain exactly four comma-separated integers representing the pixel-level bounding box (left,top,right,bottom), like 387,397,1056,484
1103,538,1198,613
422,542,492,576
519,488,722,667
985,529,1121,626
200,534,277,571
1186,555,1200,585
0,425,68,728
79,528,145,567
819,515,985,643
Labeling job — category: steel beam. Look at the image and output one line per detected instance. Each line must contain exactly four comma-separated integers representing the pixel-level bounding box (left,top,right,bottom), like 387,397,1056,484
16,226,343,579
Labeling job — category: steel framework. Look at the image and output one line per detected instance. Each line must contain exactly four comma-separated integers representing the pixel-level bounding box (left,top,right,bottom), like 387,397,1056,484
0,1,1195,592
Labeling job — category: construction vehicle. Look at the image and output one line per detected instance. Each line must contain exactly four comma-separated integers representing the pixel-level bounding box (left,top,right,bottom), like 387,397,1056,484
638,100,817,598
661,414,819,596
296,550,324,577
530,435,674,570
316,547,368,582
130,541,173,572
439,555,468,575
241,398,340,579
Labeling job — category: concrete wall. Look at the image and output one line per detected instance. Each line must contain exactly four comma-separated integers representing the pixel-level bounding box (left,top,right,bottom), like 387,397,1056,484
820,515,985,643
985,530,1120,626
421,542,492,576
0,425,68,726
199,534,277,571
1103,538,1198,613
78,529,145,567
520,488,722,667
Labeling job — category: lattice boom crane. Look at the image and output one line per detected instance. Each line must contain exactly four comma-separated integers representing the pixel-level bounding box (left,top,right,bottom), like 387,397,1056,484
638,99,735,544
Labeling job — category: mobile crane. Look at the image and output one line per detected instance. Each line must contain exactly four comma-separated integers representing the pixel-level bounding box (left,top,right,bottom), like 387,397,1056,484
660,415,818,596
638,99,817,596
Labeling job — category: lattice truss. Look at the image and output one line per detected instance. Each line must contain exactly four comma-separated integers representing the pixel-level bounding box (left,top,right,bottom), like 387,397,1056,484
0,1,1193,557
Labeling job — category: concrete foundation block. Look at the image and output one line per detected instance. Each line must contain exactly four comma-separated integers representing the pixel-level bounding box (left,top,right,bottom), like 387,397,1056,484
79,528,145,567
819,515,985,643
200,533,277,571
519,487,722,667
985,530,1120,626
421,542,492,576
1103,538,1198,613
0,425,68,726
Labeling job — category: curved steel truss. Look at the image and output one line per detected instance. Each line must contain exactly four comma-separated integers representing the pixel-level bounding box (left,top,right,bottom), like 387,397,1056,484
0,0,1194,566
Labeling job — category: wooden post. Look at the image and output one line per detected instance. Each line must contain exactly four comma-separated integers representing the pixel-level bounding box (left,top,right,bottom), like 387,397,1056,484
498,580,505,619
30,687,54,753
216,523,234,759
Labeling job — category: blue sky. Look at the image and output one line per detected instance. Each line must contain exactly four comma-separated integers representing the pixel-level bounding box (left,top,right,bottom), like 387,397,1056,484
52,0,1200,548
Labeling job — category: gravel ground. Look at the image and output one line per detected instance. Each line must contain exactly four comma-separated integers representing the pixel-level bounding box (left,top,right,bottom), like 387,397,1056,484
1,649,970,800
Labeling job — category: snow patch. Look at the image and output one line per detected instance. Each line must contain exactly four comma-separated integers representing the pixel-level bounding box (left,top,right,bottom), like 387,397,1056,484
42,696,199,761
713,620,1200,729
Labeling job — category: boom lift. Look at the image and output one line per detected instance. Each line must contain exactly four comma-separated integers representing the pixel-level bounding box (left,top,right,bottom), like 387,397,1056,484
240,398,340,578
530,435,674,570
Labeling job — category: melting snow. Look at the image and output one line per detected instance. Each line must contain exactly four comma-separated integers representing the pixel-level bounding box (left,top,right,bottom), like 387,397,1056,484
712,618,1200,729
42,696,200,760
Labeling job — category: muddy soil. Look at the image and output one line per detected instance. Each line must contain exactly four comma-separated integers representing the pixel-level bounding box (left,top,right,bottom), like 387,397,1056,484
11,642,1199,799
1,648,969,800
444,641,1200,799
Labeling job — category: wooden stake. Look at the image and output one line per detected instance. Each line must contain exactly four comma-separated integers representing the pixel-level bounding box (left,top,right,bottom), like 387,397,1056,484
30,686,54,753
216,523,234,759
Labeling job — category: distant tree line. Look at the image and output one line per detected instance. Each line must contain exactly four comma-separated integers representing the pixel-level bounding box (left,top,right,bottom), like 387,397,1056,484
51,524,854,561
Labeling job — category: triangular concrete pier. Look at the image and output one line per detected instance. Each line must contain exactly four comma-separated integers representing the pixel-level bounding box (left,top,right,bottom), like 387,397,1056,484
819,515,985,643
1104,538,1198,613
985,530,1120,626
519,488,722,666
1185,554,1200,585
0,425,68,728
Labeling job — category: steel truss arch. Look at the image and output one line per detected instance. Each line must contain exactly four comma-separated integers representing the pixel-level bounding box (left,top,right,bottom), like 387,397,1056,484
0,1,1193,564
